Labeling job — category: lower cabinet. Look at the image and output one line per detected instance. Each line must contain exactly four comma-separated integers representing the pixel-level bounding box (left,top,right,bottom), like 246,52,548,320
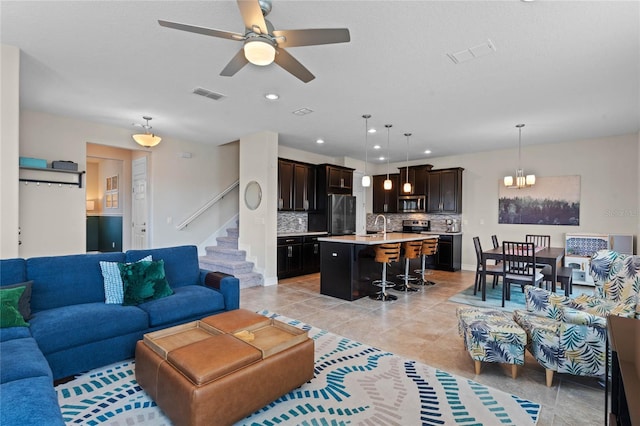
424,234,462,272
277,234,327,279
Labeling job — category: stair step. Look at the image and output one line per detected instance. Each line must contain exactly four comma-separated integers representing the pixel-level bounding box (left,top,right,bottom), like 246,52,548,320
234,272,263,289
199,257,254,275
226,227,239,238
204,246,246,261
216,236,238,249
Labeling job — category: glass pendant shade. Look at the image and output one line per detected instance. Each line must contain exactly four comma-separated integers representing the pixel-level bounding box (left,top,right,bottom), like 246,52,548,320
132,133,162,147
362,175,371,187
361,114,372,188
503,124,535,189
383,179,392,190
403,182,412,193
384,124,392,191
244,39,276,66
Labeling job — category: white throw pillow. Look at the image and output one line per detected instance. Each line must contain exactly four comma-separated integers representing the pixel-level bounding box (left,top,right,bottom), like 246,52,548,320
100,255,152,304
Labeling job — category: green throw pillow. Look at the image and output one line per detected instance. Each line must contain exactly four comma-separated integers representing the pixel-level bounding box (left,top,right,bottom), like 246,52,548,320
119,260,173,306
0,286,30,328
1,281,33,320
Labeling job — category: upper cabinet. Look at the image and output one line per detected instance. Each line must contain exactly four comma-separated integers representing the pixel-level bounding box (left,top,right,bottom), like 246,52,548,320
372,174,400,213
398,164,432,196
427,167,464,214
318,164,353,195
278,158,316,211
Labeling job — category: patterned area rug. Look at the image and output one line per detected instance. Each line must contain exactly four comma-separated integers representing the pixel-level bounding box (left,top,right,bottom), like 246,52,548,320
449,283,593,312
56,311,541,425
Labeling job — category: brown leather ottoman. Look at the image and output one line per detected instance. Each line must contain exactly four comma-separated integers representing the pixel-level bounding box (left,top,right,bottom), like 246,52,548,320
135,309,314,426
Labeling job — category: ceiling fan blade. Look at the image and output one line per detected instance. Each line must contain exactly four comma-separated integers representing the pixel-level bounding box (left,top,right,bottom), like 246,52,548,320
272,28,350,48
220,49,249,77
236,0,268,33
158,20,244,41
273,48,315,83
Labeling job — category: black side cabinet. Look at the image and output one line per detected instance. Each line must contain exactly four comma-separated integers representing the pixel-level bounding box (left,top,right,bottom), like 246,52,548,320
423,234,462,271
302,235,322,275
277,236,304,279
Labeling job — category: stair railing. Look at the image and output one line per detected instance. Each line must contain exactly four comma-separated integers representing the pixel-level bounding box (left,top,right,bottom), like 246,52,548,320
176,180,239,230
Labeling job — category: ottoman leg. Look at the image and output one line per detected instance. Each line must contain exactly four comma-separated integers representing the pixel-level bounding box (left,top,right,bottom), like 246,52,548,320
511,364,518,379
474,360,481,375
546,369,554,387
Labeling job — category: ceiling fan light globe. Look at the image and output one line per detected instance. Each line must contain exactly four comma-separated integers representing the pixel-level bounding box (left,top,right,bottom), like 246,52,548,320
244,39,276,66
133,133,162,148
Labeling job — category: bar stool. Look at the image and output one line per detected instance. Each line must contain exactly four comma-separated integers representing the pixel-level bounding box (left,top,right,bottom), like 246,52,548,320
395,240,422,292
370,243,401,301
414,237,438,285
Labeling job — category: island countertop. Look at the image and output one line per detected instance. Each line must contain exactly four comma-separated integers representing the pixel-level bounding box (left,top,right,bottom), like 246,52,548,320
318,232,438,245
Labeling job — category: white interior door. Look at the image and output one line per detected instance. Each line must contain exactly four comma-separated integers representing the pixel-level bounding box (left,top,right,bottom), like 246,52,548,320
132,157,149,249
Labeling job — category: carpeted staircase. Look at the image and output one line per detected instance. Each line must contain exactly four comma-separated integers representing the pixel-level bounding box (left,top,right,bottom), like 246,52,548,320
199,226,263,289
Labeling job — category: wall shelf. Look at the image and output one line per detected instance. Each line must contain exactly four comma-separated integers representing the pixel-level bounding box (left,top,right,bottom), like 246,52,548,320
19,166,85,188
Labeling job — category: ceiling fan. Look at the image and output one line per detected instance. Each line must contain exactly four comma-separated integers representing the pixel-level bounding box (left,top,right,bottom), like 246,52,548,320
158,0,350,83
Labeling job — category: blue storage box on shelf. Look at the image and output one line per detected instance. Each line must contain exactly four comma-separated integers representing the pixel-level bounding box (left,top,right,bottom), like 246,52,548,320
19,157,47,168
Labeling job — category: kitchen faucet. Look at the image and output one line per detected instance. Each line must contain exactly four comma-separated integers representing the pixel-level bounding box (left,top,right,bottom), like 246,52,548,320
374,214,387,237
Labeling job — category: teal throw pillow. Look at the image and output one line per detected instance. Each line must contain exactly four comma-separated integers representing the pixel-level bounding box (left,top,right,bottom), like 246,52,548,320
119,260,173,306
0,286,30,328
100,255,152,304
0,281,33,320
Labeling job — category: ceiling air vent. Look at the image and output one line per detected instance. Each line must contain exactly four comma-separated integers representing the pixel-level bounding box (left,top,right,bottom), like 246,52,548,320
192,87,226,101
447,39,496,64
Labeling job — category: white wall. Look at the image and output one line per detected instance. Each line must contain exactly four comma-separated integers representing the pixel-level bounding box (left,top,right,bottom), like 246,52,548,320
14,110,239,257
240,132,278,285
1,45,20,258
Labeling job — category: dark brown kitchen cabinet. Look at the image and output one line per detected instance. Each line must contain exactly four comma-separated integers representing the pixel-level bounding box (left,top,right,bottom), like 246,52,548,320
278,158,316,211
422,234,462,271
427,167,464,214
317,164,353,195
277,236,304,278
398,164,432,196
372,174,399,213
293,163,315,211
302,235,322,275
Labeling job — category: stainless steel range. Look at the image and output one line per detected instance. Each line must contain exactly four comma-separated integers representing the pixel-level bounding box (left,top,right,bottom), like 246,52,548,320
402,220,431,233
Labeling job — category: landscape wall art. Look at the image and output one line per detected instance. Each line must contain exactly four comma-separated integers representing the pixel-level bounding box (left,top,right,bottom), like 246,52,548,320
498,175,580,225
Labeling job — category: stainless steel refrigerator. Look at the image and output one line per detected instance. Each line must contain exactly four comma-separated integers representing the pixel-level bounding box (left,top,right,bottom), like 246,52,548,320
309,194,356,235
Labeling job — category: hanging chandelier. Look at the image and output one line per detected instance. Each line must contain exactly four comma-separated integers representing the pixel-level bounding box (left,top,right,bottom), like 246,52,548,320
132,116,162,148
504,124,535,189
403,133,412,193
361,114,371,187
384,124,392,190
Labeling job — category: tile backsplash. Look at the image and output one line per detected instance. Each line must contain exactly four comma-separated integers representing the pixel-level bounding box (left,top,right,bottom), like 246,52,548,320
366,213,462,233
277,212,308,233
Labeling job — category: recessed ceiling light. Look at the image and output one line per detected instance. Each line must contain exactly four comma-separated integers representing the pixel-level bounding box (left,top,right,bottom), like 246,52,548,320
373,145,381,150
424,149,432,154
368,128,377,134
316,139,324,144
265,93,279,100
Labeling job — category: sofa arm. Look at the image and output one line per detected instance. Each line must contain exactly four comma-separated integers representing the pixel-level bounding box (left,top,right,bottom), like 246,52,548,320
561,307,607,329
202,270,240,310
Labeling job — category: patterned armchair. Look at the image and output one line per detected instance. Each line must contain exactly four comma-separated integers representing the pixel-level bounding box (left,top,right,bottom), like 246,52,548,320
513,250,639,386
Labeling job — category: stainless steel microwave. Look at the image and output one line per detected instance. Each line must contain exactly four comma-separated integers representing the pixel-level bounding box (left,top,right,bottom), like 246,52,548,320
398,195,426,212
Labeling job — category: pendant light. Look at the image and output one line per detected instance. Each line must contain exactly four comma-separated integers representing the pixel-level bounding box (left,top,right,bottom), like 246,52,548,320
403,132,412,193
383,124,392,190
503,124,535,188
132,116,162,148
361,114,372,187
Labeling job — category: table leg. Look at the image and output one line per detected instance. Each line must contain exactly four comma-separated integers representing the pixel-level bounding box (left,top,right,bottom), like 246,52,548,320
482,257,487,301
551,260,558,293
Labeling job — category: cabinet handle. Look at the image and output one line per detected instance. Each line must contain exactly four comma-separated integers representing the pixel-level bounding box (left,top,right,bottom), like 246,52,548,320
288,246,293,257
314,243,319,254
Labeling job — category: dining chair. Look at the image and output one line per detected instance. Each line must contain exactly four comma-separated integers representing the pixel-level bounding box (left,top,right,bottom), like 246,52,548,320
501,241,544,307
491,235,502,271
525,234,553,287
472,237,502,296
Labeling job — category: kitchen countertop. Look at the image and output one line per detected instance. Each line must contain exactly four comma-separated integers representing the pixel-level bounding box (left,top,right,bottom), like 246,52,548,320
318,232,438,245
277,231,329,237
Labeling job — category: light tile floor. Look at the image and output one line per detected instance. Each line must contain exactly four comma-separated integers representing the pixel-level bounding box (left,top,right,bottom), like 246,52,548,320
240,270,606,426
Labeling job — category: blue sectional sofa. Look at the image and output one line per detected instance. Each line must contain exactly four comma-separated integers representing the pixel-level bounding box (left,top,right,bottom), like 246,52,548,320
0,245,239,426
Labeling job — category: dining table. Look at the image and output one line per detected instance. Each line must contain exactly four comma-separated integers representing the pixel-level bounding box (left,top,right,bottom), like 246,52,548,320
481,246,566,301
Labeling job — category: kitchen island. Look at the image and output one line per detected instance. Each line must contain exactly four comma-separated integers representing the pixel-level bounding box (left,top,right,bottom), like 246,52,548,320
318,233,438,301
